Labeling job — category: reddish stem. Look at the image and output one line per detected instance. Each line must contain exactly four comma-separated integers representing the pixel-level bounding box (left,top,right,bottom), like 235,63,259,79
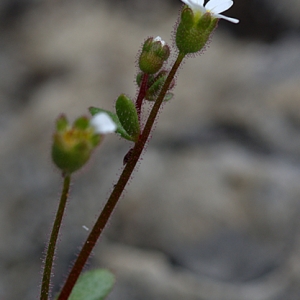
135,73,149,122
57,52,185,300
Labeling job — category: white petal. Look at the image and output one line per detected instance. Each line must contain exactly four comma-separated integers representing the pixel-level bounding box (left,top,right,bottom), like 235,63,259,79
181,0,204,11
182,0,204,6
91,113,116,134
181,0,193,7
154,36,165,46
206,0,233,14
181,0,191,5
181,0,239,24
214,13,239,23
194,0,205,6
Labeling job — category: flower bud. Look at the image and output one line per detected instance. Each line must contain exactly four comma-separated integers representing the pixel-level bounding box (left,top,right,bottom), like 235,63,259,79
139,36,170,74
52,113,115,175
136,70,174,102
145,70,168,101
176,6,218,55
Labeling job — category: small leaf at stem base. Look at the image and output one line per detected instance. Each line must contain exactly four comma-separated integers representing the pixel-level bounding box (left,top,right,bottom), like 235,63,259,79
58,269,115,300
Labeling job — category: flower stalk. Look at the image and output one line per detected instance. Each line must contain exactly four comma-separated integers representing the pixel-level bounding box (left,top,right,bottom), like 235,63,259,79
135,73,149,122
57,52,186,300
40,175,71,300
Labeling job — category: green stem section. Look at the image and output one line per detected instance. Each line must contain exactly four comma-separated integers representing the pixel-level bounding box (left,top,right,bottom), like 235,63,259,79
57,52,186,300
40,175,71,300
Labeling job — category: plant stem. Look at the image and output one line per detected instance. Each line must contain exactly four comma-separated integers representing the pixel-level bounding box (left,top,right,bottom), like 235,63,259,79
57,52,185,300
135,73,149,122
40,175,71,300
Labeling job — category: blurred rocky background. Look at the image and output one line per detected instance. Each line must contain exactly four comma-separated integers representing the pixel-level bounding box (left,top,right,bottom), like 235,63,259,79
1,0,300,299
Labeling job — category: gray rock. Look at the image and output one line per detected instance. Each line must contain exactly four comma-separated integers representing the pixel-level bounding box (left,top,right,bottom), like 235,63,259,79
1,1,300,300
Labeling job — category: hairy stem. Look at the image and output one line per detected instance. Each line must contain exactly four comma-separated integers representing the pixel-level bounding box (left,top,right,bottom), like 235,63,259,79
40,175,71,300
135,73,149,122
57,52,185,300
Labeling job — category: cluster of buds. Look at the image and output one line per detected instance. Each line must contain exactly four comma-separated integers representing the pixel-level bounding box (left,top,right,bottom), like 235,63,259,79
51,0,239,173
137,36,174,106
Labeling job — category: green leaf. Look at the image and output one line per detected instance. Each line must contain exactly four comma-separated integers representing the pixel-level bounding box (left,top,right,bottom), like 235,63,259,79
115,94,140,142
145,74,166,101
68,269,115,300
89,107,135,141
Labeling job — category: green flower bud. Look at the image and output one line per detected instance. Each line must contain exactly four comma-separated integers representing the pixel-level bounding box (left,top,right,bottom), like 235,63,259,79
176,6,218,55
52,113,115,175
145,71,167,101
139,36,170,74
136,70,174,102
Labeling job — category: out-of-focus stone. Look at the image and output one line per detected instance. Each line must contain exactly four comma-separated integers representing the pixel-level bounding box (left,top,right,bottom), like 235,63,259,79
1,1,300,300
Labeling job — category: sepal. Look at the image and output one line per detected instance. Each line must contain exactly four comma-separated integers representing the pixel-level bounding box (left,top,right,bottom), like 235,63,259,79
181,6,194,28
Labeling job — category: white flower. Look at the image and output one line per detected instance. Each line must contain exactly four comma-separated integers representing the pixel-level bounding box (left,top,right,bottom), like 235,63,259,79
90,112,116,134
181,0,239,24
154,36,166,46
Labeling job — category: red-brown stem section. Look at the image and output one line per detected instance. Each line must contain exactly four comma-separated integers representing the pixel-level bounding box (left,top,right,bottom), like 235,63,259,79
135,73,149,122
57,52,185,300
40,174,71,300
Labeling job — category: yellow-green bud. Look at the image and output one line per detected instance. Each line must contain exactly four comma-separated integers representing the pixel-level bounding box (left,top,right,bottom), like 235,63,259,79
52,115,102,175
139,36,170,74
